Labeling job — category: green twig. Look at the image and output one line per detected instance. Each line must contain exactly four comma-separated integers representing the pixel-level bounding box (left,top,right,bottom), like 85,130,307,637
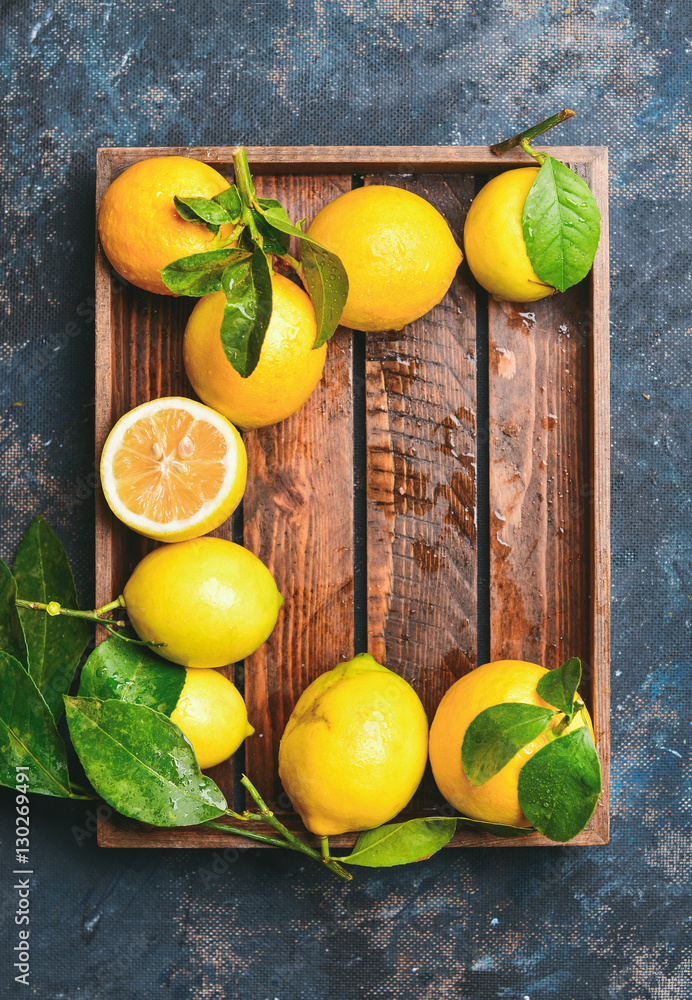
520,139,546,166
15,596,164,648
202,819,289,849
490,108,575,156
241,775,352,882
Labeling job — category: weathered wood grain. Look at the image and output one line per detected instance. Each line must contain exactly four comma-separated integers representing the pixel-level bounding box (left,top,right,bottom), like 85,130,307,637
487,283,591,668
241,174,355,809
100,145,608,177
364,173,477,812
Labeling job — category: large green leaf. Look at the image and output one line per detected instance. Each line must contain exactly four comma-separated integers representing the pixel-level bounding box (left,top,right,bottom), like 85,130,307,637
536,657,582,720
462,702,557,786
174,195,234,234
220,246,273,378
517,726,602,842
0,652,71,797
64,697,227,826
13,516,89,720
79,633,185,715
0,558,28,669
301,240,349,347
160,247,251,296
341,816,456,867
522,155,601,293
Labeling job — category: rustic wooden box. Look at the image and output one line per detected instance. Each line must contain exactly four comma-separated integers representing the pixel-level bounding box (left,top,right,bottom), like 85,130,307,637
95,145,610,849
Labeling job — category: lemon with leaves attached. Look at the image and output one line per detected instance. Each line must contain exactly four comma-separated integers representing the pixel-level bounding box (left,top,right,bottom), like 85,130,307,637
169,668,254,768
123,537,282,669
306,185,462,332
429,660,594,829
184,273,326,430
278,653,428,836
463,167,555,303
78,634,253,769
98,156,232,295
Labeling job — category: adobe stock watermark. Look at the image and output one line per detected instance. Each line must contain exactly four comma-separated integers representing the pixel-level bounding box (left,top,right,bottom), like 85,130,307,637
11,766,32,986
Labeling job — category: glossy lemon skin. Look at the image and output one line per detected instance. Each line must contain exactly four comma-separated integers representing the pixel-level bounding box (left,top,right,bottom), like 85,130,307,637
98,156,232,296
278,653,429,836
123,537,283,669
169,668,254,769
184,274,326,431
463,167,555,303
306,185,462,332
429,660,594,827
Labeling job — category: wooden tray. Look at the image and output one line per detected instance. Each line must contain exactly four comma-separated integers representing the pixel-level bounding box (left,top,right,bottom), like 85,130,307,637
95,145,610,849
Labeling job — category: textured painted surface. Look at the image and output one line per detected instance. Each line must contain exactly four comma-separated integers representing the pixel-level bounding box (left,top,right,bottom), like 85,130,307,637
1,1,691,998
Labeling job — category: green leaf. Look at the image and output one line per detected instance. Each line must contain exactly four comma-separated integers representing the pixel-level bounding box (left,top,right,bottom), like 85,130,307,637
0,652,71,797
462,702,557,785
536,657,582,720
79,632,186,716
64,697,227,826
517,725,602,842
251,209,291,255
213,186,242,221
160,247,251,296
522,155,601,293
174,195,233,234
456,815,532,838
220,246,273,377
301,240,349,347
342,816,456,867
253,195,348,346
13,516,89,721
0,559,28,669
255,198,305,239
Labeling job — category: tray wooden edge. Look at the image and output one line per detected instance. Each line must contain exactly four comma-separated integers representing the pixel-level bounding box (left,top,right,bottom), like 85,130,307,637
97,818,607,851
94,145,611,850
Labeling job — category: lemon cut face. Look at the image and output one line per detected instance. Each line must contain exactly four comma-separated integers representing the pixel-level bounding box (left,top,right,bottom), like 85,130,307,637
100,396,247,543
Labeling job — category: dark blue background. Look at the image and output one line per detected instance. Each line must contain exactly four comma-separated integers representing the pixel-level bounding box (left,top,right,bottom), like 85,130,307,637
1,2,690,997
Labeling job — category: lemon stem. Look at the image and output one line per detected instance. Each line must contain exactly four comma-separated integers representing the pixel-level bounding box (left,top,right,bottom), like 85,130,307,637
232,146,263,243
14,596,164,648
240,775,353,882
320,836,330,861
202,820,289,849
490,108,575,156
520,139,547,167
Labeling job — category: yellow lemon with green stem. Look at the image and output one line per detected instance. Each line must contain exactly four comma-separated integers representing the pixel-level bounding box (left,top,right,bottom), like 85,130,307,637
463,167,555,303
278,653,429,836
184,273,326,430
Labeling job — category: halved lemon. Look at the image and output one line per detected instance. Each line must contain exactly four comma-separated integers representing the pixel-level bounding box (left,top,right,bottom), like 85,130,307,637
100,396,246,542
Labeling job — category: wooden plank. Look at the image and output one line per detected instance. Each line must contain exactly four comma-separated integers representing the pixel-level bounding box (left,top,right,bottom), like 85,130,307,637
364,173,478,809
487,282,591,668
587,150,611,844
241,174,355,809
99,145,608,177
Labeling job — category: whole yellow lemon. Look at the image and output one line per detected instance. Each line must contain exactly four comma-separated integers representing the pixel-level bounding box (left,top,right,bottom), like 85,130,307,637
278,653,429,836
184,273,326,430
429,660,593,827
463,167,555,303
170,668,254,769
123,537,283,669
98,156,232,296
306,185,462,332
